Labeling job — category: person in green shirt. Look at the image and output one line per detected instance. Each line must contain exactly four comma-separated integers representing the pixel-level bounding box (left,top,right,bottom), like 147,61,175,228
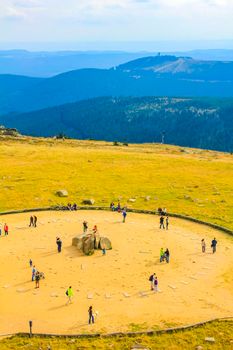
160,248,164,262
66,286,74,304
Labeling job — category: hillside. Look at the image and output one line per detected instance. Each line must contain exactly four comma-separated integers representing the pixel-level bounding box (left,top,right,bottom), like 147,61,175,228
0,136,233,230
1,55,233,114
118,55,233,80
1,96,233,152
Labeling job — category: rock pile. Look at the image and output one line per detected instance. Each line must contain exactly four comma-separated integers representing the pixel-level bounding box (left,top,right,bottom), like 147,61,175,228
72,233,112,255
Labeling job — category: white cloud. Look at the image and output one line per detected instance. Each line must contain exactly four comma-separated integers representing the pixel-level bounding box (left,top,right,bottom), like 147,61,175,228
0,0,232,44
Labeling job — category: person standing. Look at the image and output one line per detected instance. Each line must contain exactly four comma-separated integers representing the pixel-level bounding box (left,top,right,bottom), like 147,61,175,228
0,225,2,236
164,248,170,263
159,216,165,229
149,273,156,290
83,221,88,233
166,216,169,230
201,239,206,253
211,238,217,253
35,271,40,288
32,265,36,281
29,259,33,268
122,210,127,223
4,223,8,236
33,216,37,227
56,237,62,253
88,306,95,324
92,225,98,234
154,276,158,292
160,248,164,262
102,243,106,256
29,216,34,227
66,286,74,304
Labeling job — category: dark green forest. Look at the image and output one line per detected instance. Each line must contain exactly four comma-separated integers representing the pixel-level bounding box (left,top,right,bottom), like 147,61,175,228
1,96,233,152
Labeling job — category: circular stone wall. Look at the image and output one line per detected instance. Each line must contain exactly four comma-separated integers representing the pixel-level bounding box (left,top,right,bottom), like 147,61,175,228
0,210,232,335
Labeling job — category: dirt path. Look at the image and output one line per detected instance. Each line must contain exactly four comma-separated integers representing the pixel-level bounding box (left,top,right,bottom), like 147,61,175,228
0,211,232,335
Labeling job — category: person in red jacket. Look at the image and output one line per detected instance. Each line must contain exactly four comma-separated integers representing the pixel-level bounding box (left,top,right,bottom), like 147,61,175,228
4,223,8,236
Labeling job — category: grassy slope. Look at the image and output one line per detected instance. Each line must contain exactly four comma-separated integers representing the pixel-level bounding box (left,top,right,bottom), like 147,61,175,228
0,320,232,349
1,137,233,348
1,136,233,230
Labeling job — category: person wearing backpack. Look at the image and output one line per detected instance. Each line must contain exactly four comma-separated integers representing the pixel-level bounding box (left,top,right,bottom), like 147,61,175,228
35,271,40,288
149,273,156,290
66,286,74,304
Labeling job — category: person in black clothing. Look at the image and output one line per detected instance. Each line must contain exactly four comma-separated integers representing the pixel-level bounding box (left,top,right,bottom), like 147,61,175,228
56,237,62,253
29,216,34,227
211,238,217,253
33,216,37,227
83,221,88,233
166,216,169,230
164,248,170,263
160,216,165,229
35,271,40,288
88,306,94,324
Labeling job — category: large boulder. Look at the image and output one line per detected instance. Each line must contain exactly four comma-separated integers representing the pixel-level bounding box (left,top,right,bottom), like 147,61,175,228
99,237,112,250
72,234,112,255
56,189,68,197
82,199,95,205
83,235,95,255
72,235,86,251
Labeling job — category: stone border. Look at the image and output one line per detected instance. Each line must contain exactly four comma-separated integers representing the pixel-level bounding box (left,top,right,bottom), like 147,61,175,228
1,317,232,339
0,206,232,236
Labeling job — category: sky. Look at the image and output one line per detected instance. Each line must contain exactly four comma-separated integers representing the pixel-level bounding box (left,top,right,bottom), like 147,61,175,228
0,0,233,51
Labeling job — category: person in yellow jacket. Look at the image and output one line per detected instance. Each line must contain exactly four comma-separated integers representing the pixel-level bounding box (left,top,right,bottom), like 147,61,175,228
160,248,165,262
66,286,74,305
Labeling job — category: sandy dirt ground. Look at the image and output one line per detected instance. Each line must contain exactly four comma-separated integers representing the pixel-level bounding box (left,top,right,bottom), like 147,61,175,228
0,210,232,335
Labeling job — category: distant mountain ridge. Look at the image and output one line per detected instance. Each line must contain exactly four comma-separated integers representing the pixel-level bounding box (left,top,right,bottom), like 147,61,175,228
118,55,233,80
1,96,233,152
1,49,233,77
1,54,233,115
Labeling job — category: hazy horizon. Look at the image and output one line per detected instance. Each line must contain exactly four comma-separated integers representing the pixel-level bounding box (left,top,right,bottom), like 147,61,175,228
1,0,233,52
1,40,233,53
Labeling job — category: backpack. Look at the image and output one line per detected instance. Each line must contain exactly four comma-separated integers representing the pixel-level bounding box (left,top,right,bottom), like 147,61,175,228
66,290,68,296
149,275,153,282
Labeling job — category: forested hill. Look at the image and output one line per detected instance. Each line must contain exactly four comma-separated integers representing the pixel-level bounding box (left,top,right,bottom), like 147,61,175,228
1,96,233,152
1,55,233,115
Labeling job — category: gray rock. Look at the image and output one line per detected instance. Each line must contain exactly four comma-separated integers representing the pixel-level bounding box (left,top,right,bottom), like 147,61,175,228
72,235,85,248
82,198,95,205
195,346,203,350
128,198,136,203
99,237,112,250
205,337,215,343
72,234,112,255
144,196,151,201
83,235,95,255
56,189,68,197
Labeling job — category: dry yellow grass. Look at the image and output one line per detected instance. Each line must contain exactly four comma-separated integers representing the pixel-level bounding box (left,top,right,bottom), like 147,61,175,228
1,136,233,230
